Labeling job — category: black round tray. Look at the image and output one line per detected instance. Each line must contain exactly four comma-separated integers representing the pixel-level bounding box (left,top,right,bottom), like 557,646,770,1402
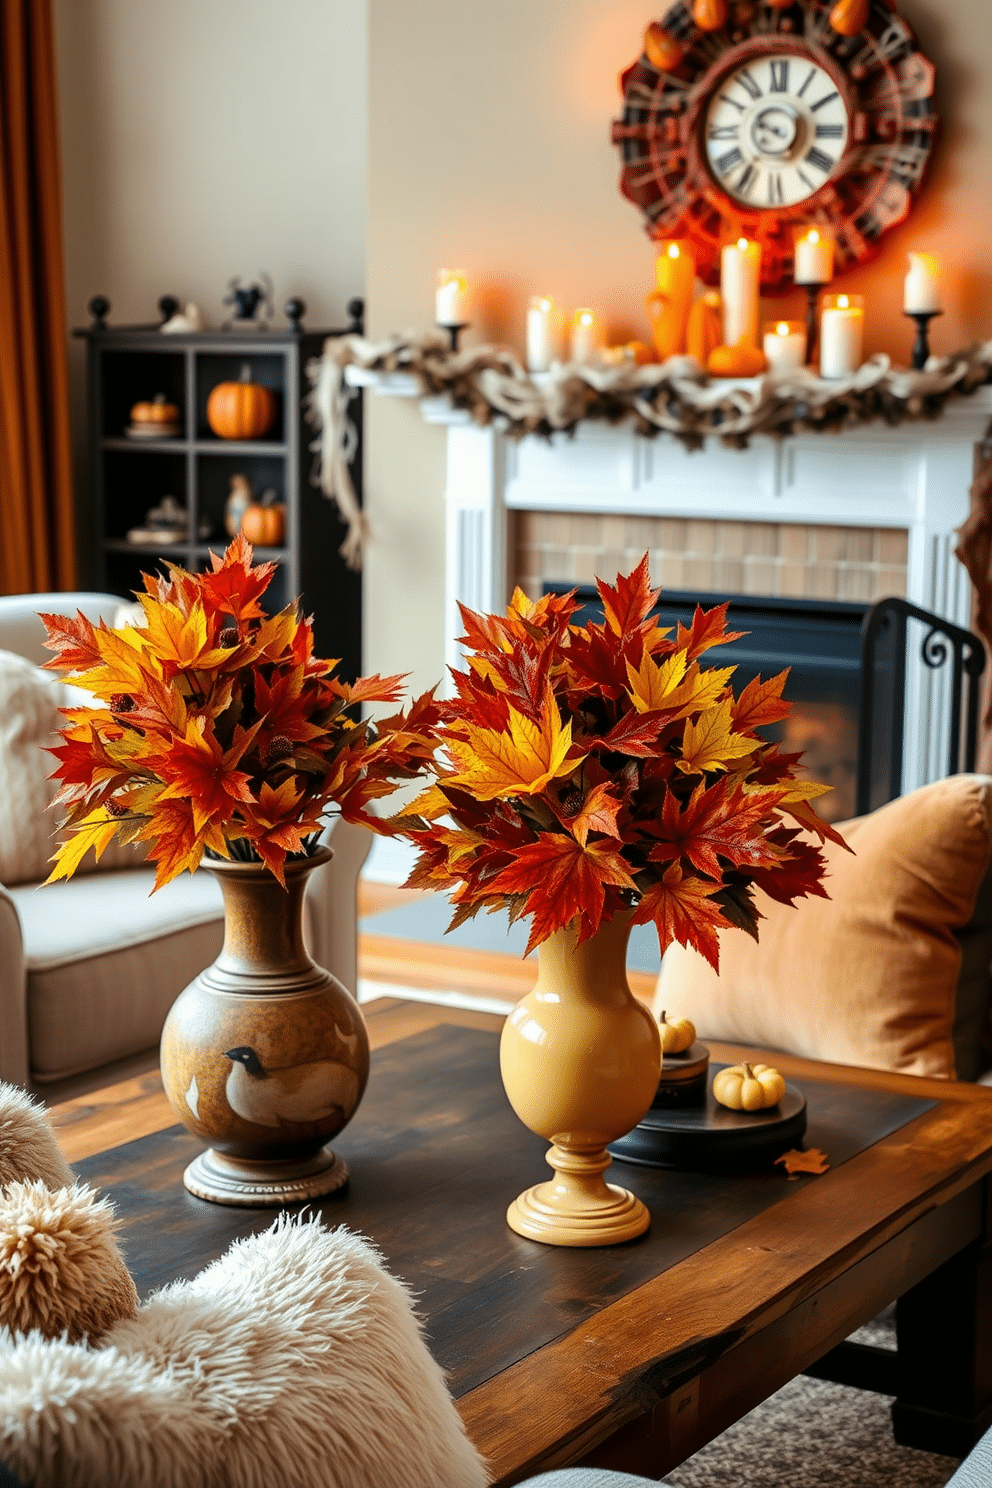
609,1071,806,1171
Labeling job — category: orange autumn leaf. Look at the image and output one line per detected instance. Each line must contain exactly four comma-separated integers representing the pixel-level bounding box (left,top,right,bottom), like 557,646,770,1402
558,781,624,847
632,862,729,968
446,690,578,800
675,602,745,660
625,649,688,714
677,700,761,775
484,834,638,953
732,669,792,734
775,1147,830,1176
597,554,660,637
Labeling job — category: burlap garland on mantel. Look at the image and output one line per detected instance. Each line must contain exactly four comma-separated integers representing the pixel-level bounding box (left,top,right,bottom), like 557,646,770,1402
308,330,992,571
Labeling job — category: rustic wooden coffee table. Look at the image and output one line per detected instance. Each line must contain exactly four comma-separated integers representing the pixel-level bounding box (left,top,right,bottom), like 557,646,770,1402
66,999,992,1486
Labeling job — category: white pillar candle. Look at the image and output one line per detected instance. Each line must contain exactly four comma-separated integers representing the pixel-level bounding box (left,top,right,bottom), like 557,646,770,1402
763,320,806,373
794,229,834,285
570,308,600,364
526,296,557,373
819,294,864,378
436,269,468,326
721,238,761,348
904,252,942,313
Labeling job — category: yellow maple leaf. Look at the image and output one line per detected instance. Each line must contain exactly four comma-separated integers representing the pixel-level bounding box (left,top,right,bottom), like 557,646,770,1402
626,650,688,714
677,701,761,774
445,691,579,800
45,807,121,883
666,664,736,719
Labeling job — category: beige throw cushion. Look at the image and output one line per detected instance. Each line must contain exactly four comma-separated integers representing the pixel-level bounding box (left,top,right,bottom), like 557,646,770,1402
653,774,992,1080
0,649,142,886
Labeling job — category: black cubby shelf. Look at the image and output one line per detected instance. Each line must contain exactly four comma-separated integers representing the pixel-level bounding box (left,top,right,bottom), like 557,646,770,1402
74,301,364,681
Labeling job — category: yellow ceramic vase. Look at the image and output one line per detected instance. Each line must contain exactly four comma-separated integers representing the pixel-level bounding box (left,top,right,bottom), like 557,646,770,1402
499,912,662,1247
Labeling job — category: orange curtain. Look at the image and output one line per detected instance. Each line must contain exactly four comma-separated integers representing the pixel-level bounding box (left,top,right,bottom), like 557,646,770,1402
0,0,75,593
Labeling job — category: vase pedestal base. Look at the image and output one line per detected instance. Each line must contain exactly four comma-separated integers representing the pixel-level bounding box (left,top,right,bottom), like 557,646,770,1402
183,1145,349,1208
506,1142,650,1247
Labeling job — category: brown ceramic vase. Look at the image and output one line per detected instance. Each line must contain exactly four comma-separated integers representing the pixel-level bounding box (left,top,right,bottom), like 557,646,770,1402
160,846,369,1207
499,911,662,1247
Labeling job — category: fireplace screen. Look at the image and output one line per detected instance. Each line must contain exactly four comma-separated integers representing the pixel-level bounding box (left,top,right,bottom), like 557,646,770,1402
558,587,867,824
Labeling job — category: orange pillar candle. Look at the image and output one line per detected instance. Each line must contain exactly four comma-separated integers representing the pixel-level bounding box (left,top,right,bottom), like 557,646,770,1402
646,240,695,360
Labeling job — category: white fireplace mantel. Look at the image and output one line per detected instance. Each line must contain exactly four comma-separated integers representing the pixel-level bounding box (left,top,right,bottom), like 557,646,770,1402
356,369,992,796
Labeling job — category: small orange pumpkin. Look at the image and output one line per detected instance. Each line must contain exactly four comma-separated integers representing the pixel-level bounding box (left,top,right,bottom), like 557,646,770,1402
692,0,728,31
240,489,285,547
130,393,180,425
206,365,276,441
644,22,683,71
707,341,768,377
686,291,723,366
828,0,869,35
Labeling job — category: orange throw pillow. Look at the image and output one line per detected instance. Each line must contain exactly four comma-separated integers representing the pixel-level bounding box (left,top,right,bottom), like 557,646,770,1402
653,774,992,1080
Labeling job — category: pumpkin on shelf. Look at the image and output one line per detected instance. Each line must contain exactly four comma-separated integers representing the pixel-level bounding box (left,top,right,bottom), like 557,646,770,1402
130,393,180,426
713,1063,787,1112
656,1010,696,1056
240,488,286,548
707,341,768,377
206,364,277,441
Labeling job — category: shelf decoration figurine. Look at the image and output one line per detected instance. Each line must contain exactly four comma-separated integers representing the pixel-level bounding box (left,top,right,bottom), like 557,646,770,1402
904,252,943,369
394,557,835,1246
222,272,274,331
39,536,436,1207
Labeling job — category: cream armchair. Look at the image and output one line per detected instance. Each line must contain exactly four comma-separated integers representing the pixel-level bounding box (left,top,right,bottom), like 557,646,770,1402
0,592,372,1102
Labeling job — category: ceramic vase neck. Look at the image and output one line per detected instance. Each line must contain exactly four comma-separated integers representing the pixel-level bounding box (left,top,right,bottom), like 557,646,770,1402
202,846,331,992
535,911,634,1008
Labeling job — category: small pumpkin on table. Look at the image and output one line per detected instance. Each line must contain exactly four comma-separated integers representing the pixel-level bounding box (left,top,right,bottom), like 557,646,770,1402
713,1062,787,1112
654,1010,710,1107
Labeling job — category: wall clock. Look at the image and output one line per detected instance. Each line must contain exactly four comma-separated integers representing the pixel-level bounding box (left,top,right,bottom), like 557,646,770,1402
611,1,938,288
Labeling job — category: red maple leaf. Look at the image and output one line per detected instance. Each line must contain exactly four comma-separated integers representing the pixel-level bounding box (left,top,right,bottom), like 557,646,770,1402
40,611,104,672
647,780,780,879
596,554,660,637
632,863,730,969
676,603,746,661
198,536,278,622
564,624,630,699
749,828,830,905
484,833,637,953
732,670,792,735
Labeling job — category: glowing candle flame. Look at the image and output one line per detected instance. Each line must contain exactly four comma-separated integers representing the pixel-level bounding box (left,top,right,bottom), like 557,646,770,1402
667,243,680,259
578,310,594,327
776,322,791,337
737,237,750,251
807,229,821,245
838,295,850,309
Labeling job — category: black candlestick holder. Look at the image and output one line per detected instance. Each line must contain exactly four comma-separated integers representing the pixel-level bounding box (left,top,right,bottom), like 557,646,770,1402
437,322,469,352
906,310,942,370
801,282,827,366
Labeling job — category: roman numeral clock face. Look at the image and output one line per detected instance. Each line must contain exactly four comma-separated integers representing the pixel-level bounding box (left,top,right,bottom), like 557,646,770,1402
611,2,938,289
705,55,849,208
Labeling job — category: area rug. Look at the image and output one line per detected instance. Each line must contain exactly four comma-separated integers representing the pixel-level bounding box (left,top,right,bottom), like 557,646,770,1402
661,1372,958,1488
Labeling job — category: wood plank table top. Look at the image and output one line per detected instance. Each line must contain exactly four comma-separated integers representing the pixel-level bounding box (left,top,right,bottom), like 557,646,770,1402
55,997,992,1485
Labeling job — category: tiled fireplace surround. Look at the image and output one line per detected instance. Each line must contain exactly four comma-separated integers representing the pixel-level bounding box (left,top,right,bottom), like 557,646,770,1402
514,512,909,606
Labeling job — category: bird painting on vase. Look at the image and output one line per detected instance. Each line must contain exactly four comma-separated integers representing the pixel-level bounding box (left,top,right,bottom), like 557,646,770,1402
223,1046,361,1130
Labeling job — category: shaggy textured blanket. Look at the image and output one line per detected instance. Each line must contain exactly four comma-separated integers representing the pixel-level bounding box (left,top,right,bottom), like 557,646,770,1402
0,1216,488,1488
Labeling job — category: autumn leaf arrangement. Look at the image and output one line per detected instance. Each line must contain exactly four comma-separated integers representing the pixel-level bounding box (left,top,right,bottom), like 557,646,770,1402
40,536,435,888
398,556,841,966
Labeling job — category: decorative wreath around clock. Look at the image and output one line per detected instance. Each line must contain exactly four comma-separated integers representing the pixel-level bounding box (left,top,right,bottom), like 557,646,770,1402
611,0,937,289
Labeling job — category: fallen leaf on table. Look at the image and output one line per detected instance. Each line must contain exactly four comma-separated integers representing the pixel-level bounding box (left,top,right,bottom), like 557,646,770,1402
775,1147,830,1178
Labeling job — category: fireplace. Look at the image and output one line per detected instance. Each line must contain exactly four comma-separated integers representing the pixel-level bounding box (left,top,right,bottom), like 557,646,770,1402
558,585,866,822
430,394,992,800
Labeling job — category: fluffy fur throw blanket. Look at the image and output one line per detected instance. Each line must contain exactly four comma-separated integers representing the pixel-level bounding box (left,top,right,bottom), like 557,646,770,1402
0,1088,488,1488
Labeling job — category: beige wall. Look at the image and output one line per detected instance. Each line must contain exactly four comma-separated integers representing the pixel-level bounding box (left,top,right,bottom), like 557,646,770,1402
54,0,367,578
365,0,992,695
